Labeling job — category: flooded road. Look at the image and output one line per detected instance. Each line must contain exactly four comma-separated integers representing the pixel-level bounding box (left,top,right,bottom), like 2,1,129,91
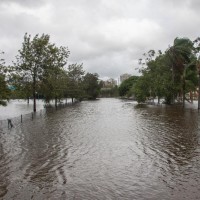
0,100,45,120
0,98,200,199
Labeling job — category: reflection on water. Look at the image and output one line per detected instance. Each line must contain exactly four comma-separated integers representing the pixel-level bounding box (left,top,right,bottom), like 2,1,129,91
0,100,45,120
0,99,200,199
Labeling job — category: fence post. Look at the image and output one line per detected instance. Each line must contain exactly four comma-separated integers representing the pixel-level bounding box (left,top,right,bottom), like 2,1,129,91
7,119,13,128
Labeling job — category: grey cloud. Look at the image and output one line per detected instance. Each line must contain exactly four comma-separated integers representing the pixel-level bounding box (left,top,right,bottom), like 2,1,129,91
0,0,200,79
187,0,200,11
0,0,46,7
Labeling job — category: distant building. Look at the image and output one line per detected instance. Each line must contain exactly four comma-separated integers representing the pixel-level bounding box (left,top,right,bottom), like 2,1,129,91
119,73,131,84
103,78,117,88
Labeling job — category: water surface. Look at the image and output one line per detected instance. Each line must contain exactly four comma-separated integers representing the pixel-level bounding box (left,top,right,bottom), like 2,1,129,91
0,98,200,199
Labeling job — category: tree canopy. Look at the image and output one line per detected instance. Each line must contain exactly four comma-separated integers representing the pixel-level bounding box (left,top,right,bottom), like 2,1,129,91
82,73,101,100
13,33,70,111
134,37,199,106
118,76,139,97
2,34,200,109
0,52,10,106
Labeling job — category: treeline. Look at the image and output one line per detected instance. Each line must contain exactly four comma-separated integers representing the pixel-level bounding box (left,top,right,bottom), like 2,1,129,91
0,33,101,111
119,37,200,107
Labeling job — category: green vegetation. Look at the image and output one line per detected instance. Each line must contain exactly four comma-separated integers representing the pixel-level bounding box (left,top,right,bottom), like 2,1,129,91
118,76,139,97
2,35,200,109
0,52,10,106
82,73,101,100
13,33,70,111
0,33,102,111
130,37,200,107
67,63,85,102
100,86,119,97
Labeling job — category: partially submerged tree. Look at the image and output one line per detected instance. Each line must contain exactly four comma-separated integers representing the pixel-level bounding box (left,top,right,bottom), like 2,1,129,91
166,37,194,106
0,52,10,106
67,63,85,101
14,33,70,111
134,37,198,105
41,45,70,107
193,37,200,110
83,73,101,100
118,76,139,97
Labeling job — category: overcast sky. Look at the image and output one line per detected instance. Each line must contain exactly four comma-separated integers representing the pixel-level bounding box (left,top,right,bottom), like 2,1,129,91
0,0,200,79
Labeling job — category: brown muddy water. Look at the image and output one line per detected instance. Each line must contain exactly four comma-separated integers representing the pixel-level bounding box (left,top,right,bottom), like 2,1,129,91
0,98,200,200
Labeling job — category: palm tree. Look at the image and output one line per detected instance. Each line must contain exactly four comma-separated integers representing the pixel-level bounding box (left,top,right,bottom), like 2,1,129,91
193,37,200,110
166,37,193,106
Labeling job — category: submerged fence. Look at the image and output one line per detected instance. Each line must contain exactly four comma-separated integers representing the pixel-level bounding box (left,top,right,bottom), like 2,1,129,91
0,100,79,130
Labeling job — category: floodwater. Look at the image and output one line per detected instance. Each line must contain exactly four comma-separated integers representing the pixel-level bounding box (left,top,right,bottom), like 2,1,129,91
0,98,200,200
0,100,45,120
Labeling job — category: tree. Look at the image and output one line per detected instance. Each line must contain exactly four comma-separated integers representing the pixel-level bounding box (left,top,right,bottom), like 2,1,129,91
9,72,32,102
0,75,10,106
83,73,101,99
193,37,200,110
14,33,70,111
118,76,139,97
0,52,10,106
40,45,70,107
14,33,50,111
67,63,85,101
41,68,69,106
143,54,175,104
99,86,119,97
135,38,198,105
166,37,194,106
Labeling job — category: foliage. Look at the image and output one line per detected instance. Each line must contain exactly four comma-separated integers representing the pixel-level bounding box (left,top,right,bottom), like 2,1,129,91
67,63,85,100
3,34,200,109
0,75,10,106
40,45,70,106
133,76,150,103
135,37,198,105
82,73,101,100
118,76,139,97
0,52,10,106
13,33,70,111
100,86,119,97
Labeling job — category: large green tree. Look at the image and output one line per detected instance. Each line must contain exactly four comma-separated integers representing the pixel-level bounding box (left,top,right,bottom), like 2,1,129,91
118,76,139,97
0,52,10,106
67,63,85,101
40,45,70,107
166,37,194,106
83,73,101,100
14,33,70,111
135,38,198,105
193,37,200,109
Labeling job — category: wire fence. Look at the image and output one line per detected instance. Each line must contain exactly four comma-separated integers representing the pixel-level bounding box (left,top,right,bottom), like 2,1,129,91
0,99,79,131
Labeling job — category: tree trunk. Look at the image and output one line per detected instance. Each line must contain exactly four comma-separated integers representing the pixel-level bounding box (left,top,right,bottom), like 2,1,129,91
171,64,175,104
190,91,193,103
33,75,36,112
55,97,57,108
158,96,160,104
27,97,29,104
198,71,200,110
183,75,185,108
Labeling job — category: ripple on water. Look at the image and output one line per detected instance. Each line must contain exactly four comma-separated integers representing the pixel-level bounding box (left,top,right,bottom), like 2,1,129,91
0,99,200,199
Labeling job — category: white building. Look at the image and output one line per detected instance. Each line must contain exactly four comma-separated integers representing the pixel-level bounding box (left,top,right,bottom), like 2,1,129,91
119,73,132,84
